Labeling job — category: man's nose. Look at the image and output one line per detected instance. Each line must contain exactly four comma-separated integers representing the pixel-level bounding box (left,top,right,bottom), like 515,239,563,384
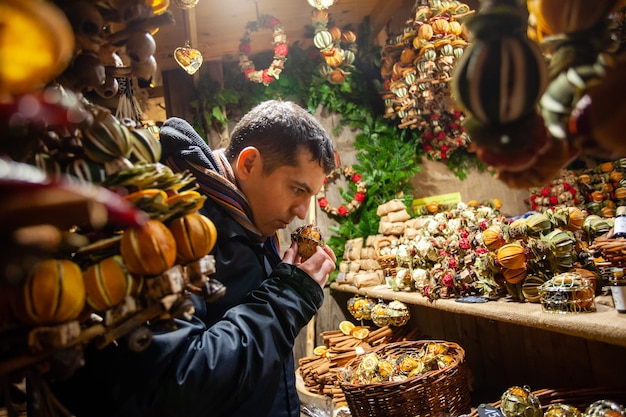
292,201,308,220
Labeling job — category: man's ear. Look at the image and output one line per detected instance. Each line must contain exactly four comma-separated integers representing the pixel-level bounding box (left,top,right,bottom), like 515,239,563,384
235,146,262,180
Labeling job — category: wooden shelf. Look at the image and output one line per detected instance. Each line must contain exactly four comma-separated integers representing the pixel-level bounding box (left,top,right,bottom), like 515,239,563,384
330,283,626,348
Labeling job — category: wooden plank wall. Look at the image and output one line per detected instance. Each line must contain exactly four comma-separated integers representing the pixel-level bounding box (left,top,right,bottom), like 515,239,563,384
295,288,626,405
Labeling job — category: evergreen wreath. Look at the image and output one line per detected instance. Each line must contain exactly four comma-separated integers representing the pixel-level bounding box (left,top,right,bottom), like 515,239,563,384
238,14,288,85
317,165,367,217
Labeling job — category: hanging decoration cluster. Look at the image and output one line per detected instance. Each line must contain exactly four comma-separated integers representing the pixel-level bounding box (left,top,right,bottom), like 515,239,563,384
238,14,288,85
451,0,626,189
317,165,367,217
379,0,474,161
310,7,358,84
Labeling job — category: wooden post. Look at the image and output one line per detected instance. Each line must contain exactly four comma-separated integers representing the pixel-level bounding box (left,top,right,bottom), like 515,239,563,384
305,196,317,356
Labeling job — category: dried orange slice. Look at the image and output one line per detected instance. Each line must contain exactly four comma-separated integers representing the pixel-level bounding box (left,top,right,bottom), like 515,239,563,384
377,360,394,378
124,189,167,204
0,0,75,95
166,190,205,212
351,326,370,340
360,353,379,372
339,320,355,335
313,345,328,356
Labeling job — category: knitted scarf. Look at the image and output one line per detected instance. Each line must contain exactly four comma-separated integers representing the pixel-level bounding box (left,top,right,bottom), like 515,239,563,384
159,117,279,255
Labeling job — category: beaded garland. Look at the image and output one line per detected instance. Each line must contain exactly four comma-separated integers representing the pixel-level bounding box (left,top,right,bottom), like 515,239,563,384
238,15,288,86
317,165,367,217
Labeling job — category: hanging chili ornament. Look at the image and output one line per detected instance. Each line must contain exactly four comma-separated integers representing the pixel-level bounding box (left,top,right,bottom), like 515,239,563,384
238,15,288,86
317,165,367,217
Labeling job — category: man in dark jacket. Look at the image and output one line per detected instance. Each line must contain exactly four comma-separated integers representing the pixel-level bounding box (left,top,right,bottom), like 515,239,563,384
53,100,337,417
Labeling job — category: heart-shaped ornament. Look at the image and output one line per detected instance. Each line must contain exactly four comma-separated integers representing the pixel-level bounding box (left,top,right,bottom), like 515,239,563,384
174,45,203,75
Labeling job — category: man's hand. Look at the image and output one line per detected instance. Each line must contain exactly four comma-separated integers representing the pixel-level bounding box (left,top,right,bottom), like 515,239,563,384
283,241,336,288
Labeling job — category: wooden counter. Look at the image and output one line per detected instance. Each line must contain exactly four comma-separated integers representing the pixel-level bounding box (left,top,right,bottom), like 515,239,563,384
330,283,626,348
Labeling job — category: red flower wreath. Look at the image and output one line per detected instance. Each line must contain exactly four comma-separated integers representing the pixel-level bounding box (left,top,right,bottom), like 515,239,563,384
317,166,367,217
238,15,288,86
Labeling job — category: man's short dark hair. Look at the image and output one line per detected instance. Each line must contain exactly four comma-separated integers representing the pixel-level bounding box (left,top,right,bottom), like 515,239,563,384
225,100,336,175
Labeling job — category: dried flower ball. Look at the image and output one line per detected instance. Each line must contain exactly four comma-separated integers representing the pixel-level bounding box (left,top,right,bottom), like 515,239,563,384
291,224,325,258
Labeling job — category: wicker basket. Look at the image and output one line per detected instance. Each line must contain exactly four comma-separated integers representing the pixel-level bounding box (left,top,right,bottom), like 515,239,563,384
469,387,626,417
340,340,472,417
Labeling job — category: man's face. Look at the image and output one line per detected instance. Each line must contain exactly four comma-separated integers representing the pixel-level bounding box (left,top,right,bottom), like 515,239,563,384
238,149,325,237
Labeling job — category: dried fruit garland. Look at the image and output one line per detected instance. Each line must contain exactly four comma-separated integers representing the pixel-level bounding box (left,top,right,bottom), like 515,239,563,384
527,169,580,213
310,8,358,84
317,165,367,217
238,14,288,85
379,0,474,162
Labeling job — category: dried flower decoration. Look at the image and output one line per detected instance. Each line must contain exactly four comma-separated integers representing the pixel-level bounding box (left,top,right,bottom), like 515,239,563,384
238,15,288,85
318,165,367,217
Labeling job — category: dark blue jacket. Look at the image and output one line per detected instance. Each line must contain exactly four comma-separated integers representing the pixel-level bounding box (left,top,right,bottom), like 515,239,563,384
53,199,324,417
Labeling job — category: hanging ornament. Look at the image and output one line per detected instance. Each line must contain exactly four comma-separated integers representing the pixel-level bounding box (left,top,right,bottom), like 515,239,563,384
173,0,199,9
387,300,410,326
371,301,390,327
378,0,474,162
346,295,375,321
307,0,334,10
174,41,203,75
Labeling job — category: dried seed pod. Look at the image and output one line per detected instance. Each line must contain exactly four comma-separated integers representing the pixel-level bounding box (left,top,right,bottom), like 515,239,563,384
291,224,325,258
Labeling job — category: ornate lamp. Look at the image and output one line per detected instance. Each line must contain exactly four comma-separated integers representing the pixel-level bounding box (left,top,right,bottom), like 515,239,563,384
307,0,334,10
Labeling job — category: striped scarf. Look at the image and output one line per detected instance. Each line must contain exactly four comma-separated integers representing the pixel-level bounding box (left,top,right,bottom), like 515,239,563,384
159,117,279,255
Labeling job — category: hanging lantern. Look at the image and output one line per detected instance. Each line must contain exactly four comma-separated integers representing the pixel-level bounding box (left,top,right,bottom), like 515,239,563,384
307,0,334,10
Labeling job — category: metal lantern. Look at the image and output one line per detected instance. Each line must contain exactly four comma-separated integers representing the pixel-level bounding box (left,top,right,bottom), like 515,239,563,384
307,0,334,10
173,0,199,9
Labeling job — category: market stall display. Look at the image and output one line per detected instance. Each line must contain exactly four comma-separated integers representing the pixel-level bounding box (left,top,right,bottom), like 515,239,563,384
333,191,626,311
3,0,626,415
